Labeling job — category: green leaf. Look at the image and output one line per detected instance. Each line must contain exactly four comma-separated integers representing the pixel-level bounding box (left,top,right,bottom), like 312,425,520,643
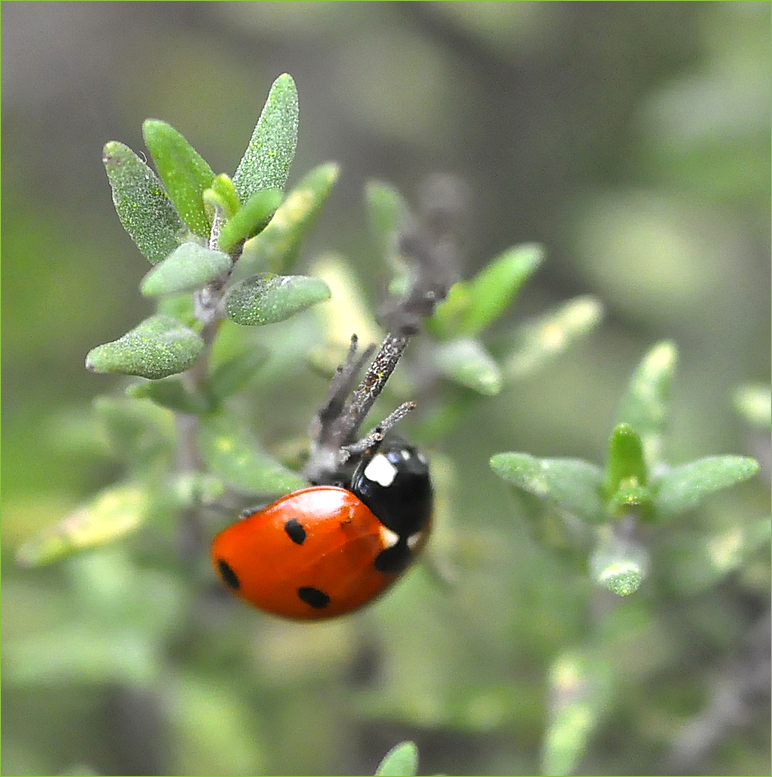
143,119,215,238
459,243,544,336
605,423,647,496
199,415,306,495
204,173,240,221
126,378,211,415
102,141,183,264
375,741,418,777
589,522,649,596
232,73,298,203
425,281,472,341
615,341,678,468
205,347,270,405
653,455,760,520
16,483,148,566
541,650,613,776
734,384,771,429
86,315,204,380
241,163,340,272
224,273,330,326
504,296,604,379
217,188,283,253
434,337,502,395
490,453,605,523
140,242,232,297
366,180,408,265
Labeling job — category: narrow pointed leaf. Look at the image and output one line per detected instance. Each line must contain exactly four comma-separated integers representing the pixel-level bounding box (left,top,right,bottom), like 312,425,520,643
16,484,147,567
615,341,678,468
224,273,330,326
490,453,605,523
218,188,283,253
141,242,232,297
434,337,502,395
86,315,204,379
199,415,306,495
241,163,340,272
143,119,215,237
232,73,298,202
505,296,604,379
605,423,647,496
653,455,760,519
205,173,240,220
102,141,183,264
375,741,419,777
459,243,544,336
126,377,211,415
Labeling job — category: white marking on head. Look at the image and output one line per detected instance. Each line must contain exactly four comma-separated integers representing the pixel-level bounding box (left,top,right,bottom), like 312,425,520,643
364,454,398,487
379,525,400,549
407,532,424,550
417,452,428,465
400,449,411,461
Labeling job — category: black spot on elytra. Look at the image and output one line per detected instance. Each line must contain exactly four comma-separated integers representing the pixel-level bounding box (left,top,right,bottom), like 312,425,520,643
298,586,330,609
218,559,240,590
374,540,412,574
284,518,306,545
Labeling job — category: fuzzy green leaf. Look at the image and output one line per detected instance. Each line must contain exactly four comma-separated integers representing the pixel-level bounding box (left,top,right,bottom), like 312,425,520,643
653,455,760,520
205,347,270,405
204,173,240,221
616,341,678,468
143,119,215,238
224,273,330,326
232,73,298,203
589,522,649,596
102,141,183,264
16,484,147,567
459,243,544,336
375,741,419,777
490,453,605,523
126,378,211,415
218,188,283,253
434,337,502,395
505,296,604,379
366,180,408,265
140,243,232,297
605,423,648,496
241,163,340,272
199,415,306,495
86,315,204,379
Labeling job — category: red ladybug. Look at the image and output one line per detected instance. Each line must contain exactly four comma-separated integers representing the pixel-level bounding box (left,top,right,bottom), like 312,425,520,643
210,439,432,620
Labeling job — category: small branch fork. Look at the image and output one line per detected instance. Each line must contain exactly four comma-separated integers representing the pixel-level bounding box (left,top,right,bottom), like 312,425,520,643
302,174,467,484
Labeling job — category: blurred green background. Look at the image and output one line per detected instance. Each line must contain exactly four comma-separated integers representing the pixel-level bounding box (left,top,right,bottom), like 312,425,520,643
2,2,769,775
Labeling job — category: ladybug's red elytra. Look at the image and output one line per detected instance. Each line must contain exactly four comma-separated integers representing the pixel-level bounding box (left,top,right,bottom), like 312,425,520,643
210,438,432,620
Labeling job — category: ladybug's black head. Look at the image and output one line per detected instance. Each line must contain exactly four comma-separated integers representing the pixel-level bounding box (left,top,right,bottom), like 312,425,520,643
348,436,432,539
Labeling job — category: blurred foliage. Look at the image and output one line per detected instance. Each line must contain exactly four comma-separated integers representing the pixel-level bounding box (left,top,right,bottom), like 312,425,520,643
2,3,769,777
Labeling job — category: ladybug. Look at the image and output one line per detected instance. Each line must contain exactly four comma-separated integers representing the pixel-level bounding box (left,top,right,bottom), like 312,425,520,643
210,437,432,620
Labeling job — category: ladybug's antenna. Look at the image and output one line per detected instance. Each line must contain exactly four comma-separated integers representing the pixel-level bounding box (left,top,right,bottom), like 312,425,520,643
303,175,466,483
